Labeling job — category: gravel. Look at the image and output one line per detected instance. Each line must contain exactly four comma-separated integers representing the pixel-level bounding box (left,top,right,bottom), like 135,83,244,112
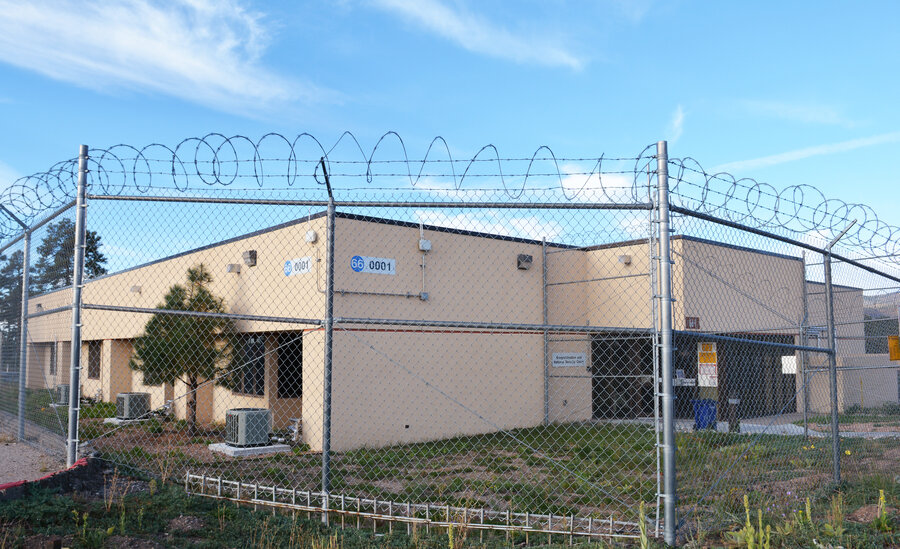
0,440,67,485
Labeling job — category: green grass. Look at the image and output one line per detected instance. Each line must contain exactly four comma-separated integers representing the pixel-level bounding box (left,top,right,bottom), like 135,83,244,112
1,474,896,548
795,403,900,426
83,417,900,539
0,480,635,548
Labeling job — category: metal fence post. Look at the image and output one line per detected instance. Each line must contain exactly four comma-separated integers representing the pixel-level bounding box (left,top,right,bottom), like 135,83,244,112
17,230,30,441
656,141,677,546
66,145,89,468
0,204,31,442
542,237,550,425
800,253,809,438
321,160,336,522
823,220,855,485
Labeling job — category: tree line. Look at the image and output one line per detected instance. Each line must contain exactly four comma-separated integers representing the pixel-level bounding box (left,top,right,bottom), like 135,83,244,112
0,218,107,371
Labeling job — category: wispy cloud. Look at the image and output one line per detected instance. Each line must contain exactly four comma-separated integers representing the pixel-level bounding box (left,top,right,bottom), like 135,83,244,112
371,0,584,69
414,209,564,240
740,99,855,127
0,0,330,115
668,105,685,143
714,131,900,173
0,160,20,188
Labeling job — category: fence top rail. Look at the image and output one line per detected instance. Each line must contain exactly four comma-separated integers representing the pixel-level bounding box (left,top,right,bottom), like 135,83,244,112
87,194,655,210
672,329,830,354
670,205,900,286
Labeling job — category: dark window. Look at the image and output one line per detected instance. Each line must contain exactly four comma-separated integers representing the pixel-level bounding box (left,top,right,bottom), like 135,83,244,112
87,341,101,379
236,334,265,396
49,343,57,376
277,332,302,398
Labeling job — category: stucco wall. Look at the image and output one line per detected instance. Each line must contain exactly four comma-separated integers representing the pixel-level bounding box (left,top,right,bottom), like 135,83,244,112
680,238,804,334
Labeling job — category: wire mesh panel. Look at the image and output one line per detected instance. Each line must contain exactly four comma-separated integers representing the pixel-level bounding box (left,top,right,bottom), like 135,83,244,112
2,135,900,544
0,207,78,459
665,157,900,539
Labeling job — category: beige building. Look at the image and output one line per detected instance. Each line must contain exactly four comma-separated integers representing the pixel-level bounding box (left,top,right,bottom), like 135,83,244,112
21,213,897,451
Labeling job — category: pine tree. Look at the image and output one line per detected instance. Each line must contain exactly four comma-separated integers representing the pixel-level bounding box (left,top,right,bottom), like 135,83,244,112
129,264,234,436
0,251,23,371
31,218,107,293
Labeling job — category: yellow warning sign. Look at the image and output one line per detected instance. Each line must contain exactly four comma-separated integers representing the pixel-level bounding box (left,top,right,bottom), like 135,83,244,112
698,342,718,387
889,336,900,361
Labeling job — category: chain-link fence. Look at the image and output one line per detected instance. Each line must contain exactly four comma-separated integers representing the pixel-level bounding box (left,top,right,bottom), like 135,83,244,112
1,136,898,545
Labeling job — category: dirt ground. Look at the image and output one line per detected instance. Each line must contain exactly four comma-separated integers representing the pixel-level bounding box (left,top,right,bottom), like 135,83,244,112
0,438,66,485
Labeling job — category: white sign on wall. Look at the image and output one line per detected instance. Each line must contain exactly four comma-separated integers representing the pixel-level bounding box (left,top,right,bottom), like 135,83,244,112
781,355,797,375
351,255,396,275
697,342,718,387
283,257,313,277
552,352,587,368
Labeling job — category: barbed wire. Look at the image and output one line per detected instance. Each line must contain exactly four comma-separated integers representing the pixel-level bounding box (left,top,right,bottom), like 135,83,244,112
667,156,900,262
0,133,898,265
0,132,657,240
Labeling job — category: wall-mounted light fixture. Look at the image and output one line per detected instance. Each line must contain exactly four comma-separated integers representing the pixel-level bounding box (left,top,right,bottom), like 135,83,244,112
242,250,257,267
129,285,142,294
226,264,242,274
517,254,533,270
305,230,318,243
618,254,632,265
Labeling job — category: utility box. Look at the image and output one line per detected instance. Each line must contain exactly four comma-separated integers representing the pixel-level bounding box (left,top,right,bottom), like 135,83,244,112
55,384,70,406
225,408,271,447
116,392,151,419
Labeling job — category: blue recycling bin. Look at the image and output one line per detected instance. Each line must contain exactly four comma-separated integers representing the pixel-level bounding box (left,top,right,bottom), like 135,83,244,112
692,399,717,430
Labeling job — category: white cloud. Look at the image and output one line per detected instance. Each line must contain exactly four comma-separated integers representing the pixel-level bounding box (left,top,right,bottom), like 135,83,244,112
0,160,21,193
740,99,854,127
371,0,584,69
414,209,564,241
713,131,900,173
668,105,685,143
0,0,328,115
559,164,636,203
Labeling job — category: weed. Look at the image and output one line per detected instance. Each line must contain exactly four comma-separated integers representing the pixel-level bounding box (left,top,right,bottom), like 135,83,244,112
103,468,124,512
872,489,893,533
822,492,845,539
638,501,649,549
726,494,771,549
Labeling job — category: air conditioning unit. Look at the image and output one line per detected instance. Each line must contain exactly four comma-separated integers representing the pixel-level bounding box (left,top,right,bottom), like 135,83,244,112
225,408,271,447
116,392,151,419
55,384,69,405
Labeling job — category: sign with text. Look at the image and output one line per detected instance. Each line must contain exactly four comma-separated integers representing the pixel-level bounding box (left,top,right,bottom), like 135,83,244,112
698,342,718,387
283,257,313,277
552,352,587,368
351,255,396,275
685,317,701,330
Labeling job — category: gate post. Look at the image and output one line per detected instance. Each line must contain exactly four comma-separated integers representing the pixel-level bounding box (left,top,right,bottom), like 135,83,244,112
656,141,677,546
320,159,336,524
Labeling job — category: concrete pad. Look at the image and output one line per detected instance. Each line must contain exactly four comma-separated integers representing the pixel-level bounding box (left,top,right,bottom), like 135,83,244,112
208,443,291,458
102,417,149,426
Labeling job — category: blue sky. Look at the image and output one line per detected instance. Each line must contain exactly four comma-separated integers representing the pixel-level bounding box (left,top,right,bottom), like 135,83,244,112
0,0,898,230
